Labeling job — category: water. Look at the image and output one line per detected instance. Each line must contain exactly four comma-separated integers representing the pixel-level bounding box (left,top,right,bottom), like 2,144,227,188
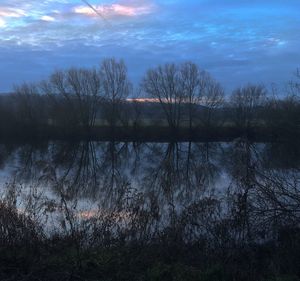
0,140,299,240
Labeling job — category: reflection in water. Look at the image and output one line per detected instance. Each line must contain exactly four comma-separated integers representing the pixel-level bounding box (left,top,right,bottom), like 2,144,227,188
0,140,299,242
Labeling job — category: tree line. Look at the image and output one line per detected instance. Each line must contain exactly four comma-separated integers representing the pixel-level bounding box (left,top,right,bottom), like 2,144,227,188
0,58,299,140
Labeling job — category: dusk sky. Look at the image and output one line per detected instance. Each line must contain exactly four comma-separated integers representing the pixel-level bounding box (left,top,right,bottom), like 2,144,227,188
0,0,299,93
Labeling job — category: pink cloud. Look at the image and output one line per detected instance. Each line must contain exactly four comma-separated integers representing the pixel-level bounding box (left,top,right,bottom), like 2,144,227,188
0,7,26,28
0,7,26,18
73,2,155,18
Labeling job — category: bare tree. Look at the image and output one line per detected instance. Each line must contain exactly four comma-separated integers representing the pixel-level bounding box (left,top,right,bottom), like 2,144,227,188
179,62,224,131
41,67,102,133
142,63,184,132
67,68,102,130
230,84,267,130
100,58,132,130
198,73,224,128
288,68,300,99
13,83,46,132
179,62,200,131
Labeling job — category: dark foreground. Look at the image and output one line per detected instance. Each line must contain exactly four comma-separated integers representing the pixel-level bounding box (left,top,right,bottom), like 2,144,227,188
1,206,300,281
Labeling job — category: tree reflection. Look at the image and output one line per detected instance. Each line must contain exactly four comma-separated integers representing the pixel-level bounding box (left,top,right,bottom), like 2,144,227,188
0,139,299,245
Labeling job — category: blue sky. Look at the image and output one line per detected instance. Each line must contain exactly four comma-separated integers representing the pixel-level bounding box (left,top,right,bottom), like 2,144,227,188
0,0,299,93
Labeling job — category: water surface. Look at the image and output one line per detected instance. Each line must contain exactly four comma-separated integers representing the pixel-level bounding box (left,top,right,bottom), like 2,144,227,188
0,140,299,239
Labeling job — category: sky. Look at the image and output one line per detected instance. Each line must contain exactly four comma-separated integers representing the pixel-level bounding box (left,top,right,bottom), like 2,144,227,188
0,0,299,93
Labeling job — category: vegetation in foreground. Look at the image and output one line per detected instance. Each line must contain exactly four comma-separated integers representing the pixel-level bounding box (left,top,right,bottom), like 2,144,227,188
1,199,300,281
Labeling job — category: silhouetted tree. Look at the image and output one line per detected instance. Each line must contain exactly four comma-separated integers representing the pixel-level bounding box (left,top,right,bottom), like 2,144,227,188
198,73,224,129
179,62,200,131
142,63,184,133
180,62,224,131
13,83,46,134
100,58,132,131
41,67,102,133
230,84,267,130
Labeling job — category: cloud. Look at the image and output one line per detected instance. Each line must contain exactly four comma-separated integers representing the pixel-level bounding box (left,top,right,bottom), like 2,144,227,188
73,3,155,18
0,7,26,18
0,18,5,27
0,0,300,93
41,15,56,22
